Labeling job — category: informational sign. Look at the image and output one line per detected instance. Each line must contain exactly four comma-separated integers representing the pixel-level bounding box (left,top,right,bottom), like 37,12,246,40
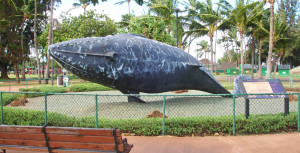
239,79,287,99
238,79,289,118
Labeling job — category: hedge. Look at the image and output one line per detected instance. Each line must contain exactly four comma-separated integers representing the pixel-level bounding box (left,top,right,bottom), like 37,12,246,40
1,107,297,136
69,83,113,92
2,93,22,105
19,86,67,93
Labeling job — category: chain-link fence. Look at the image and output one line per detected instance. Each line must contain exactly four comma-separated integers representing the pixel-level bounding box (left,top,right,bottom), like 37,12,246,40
0,91,299,136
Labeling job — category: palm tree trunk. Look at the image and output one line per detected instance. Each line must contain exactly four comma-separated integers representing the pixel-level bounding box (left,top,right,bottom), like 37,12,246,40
210,36,213,74
214,30,217,73
266,1,274,79
240,32,244,75
14,62,20,83
273,54,282,79
244,38,247,64
235,39,239,66
251,35,255,79
21,17,26,80
46,0,54,83
258,39,262,79
188,35,191,54
127,0,131,15
34,0,41,84
21,60,25,79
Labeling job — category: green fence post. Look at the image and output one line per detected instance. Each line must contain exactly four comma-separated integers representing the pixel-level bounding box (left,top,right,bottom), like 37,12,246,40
298,94,300,132
44,79,46,87
44,93,47,125
83,80,84,84
0,92,3,124
162,96,166,136
290,75,293,87
8,80,10,91
229,75,231,87
95,95,98,128
233,95,236,136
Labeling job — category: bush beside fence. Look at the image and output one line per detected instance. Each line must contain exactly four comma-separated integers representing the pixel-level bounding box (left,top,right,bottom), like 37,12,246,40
0,107,297,136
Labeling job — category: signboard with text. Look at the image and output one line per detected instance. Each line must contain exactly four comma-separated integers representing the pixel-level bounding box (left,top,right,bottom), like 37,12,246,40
238,79,287,99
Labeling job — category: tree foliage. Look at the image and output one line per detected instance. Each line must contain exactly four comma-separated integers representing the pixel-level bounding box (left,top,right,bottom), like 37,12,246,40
128,16,176,46
39,10,117,50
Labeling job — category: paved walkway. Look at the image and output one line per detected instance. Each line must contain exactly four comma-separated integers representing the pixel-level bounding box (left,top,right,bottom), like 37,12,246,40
126,133,300,153
4,133,300,153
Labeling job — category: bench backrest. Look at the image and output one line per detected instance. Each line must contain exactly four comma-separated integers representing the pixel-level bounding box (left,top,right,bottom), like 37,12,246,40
0,125,124,152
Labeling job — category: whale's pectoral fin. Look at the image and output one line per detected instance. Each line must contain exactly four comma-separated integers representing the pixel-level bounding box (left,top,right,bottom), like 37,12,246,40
120,90,146,103
188,64,203,68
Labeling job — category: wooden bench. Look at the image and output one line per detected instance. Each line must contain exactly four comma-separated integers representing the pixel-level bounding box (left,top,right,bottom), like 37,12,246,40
0,125,133,153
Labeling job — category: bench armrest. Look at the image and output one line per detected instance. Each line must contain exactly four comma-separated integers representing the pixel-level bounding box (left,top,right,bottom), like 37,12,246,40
122,138,133,153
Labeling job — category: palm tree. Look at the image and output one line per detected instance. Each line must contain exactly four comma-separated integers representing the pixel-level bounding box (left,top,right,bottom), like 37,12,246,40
271,13,289,78
19,0,35,80
273,39,291,77
148,0,178,33
252,7,269,78
72,0,93,13
187,0,231,74
265,0,275,79
196,40,208,60
45,0,54,83
34,0,41,84
115,0,143,15
244,2,264,79
69,0,105,14
227,0,263,75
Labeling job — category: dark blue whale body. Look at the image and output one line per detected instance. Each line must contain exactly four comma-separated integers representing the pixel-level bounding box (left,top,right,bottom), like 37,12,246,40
49,34,230,102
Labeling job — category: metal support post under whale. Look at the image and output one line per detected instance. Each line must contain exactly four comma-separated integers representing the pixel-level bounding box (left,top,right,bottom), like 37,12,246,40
49,34,230,103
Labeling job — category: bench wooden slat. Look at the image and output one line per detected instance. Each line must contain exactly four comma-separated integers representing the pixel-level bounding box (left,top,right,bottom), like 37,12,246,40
48,134,122,144
0,132,45,141
0,145,117,153
0,139,124,151
0,125,43,134
0,125,121,137
46,127,121,137
48,141,124,151
0,139,46,147
0,132,122,144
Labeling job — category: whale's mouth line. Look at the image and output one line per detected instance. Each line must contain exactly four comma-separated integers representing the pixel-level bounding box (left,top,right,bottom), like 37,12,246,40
50,52,99,78
54,49,117,61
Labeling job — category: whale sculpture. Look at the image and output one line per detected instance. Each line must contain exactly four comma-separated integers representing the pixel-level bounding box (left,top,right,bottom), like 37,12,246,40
49,34,230,103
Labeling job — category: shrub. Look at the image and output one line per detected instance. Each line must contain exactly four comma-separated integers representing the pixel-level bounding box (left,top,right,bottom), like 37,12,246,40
3,107,75,126
2,93,22,105
19,86,68,98
19,86,67,93
69,83,113,92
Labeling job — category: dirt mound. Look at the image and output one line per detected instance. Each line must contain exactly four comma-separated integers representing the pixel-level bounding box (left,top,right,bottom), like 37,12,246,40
285,87,300,92
147,110,168,118
288,94,298,102
284,87,299,102
9,96,28,107
290,66,300,75
173,90,188,94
